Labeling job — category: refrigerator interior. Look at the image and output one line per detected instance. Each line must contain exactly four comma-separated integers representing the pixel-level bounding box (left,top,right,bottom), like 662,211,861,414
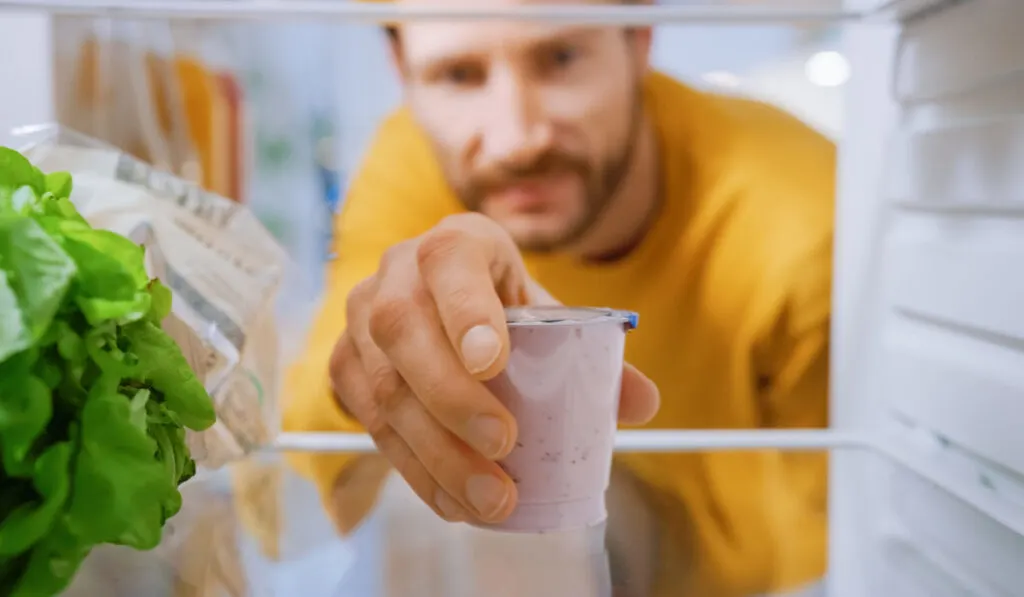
0,0,1022,595
831,1,1024,596
43,16,349,358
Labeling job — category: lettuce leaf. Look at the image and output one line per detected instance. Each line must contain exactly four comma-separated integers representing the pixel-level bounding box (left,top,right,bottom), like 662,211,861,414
0,146,217,596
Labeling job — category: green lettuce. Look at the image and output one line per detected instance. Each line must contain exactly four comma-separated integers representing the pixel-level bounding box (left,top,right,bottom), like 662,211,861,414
0,146,216,596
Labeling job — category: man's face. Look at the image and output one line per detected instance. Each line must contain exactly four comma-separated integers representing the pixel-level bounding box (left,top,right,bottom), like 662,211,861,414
393,0,650,252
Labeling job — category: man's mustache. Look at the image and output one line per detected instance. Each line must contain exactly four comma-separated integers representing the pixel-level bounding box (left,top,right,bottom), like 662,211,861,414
468,153,589,197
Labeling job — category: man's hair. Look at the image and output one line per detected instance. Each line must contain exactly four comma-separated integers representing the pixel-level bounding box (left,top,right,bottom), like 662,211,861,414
384,0,647,44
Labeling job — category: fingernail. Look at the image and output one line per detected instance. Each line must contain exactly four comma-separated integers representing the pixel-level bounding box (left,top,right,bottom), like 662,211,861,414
466,474,510,520
466,415,510,459
435,490,466,521
461,325,501,374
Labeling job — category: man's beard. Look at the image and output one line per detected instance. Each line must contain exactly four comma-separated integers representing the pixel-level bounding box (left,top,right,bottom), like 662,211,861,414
456,88,644,253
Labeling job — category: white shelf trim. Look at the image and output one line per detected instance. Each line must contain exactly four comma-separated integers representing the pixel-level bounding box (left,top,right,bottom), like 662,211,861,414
273,428,1024,534
0,0,864,23
893,199,1024,217
871,0,962,22
273,429,869,453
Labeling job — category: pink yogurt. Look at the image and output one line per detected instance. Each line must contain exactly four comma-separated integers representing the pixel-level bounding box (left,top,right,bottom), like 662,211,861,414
480,306,638,533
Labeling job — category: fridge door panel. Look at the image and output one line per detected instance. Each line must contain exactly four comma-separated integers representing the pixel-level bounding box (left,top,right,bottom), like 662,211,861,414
833,0,1024,594
894,0,1024,103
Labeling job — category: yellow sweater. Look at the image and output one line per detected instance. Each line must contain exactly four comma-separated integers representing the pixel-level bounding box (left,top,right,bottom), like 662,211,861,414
283,71,835,597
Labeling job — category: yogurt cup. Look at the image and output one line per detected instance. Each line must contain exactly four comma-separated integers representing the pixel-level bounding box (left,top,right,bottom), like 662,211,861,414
480,306,638,533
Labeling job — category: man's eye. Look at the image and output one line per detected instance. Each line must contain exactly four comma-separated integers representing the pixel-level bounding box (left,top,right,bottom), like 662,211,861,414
536,44,583,76
443,65,484,85
551,46,579,67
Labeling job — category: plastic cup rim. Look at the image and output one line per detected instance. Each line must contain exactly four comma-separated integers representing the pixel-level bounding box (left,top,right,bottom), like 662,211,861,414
503,306,638,330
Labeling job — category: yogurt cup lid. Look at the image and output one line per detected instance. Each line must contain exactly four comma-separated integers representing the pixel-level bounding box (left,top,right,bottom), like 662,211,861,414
504,306,638,330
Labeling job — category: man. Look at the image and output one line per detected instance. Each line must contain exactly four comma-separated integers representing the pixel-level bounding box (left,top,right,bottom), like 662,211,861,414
284,0,835,595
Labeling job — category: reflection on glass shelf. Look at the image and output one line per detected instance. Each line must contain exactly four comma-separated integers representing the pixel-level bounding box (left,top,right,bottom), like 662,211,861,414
61,447,859,597
66,441,1019,596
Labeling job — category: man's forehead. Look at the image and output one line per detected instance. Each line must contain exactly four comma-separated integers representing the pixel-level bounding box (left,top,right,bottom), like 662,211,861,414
395,0,609,65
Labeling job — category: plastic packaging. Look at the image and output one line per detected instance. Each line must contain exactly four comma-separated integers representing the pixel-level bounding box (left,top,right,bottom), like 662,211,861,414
13,123,287,469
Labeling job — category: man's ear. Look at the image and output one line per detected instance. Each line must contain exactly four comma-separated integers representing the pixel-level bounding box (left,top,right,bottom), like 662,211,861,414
630,26,653,72
626,0,653,71
384,26,409,83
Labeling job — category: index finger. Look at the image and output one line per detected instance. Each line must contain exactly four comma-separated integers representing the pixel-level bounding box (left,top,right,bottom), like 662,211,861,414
415,214,529,381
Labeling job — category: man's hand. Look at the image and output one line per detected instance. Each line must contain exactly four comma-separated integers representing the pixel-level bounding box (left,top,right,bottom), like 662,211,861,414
329,213,660,524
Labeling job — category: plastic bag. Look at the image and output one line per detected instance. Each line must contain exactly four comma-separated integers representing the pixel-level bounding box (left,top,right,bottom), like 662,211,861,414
13,123,287,469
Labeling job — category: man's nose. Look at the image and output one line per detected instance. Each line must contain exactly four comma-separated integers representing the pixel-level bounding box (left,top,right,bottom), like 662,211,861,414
480,68,552,167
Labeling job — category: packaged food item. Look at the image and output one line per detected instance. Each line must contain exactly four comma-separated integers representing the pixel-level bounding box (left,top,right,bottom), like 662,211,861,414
480,306,638,532
15,124,288,468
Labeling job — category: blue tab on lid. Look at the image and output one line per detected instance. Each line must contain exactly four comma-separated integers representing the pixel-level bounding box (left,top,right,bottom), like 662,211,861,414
505,306,638,330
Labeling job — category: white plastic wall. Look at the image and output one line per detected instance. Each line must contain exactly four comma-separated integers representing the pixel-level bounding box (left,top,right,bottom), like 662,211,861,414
0,12,53,146
831,1,1024,596
826,9,900,597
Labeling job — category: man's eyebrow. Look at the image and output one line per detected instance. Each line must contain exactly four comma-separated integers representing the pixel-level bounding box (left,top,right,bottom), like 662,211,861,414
549,27,604,43
410,26,604,72
529,27,603,51
411,47,488,75
520,26,605,50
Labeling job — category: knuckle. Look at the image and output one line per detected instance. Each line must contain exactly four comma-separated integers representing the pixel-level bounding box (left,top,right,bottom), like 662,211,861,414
442,283,481,327
367,295,413,349
372,430,424,492
443,212,509,244
370,427,406,466
328,339,358,417
368,366,405,413
333,393,357,420
346,277,375,323
356,383,391,437
361,403,390,438
329,335,357,375
347,276,374,304
418,445,448,480
411,376,449,415
391,448,419,482
440,212,489,231
416,226,468,272
378,241,413,274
